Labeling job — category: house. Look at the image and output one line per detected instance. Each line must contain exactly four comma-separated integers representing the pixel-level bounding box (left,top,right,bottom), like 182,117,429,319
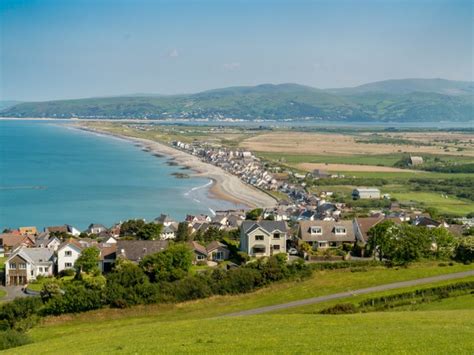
311,169,330,179
413,216,448,229
188,241,208,263
353,216,385,244
99,244,117,273
5,247,55,286
352,188,381,200
45,224,81,237
19,226,38,236
86,223,107,235
0,233,35,257
159,224,178,240
34,235,61,251
116,240,169,263
410,156,424,166
57,240,83,273
298,220,356,249
206,241,230,261
154,214,176,227
240,220,288,257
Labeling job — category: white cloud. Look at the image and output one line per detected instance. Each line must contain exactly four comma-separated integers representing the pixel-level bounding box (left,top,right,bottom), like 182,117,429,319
168,49,179,58
223,62,241,71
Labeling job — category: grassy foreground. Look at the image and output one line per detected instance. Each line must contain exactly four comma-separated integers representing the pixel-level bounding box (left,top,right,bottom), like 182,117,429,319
3,262,472,354
11,311,473,354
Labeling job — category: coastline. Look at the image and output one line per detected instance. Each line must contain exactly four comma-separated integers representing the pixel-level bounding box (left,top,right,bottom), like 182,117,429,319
70,124,278,209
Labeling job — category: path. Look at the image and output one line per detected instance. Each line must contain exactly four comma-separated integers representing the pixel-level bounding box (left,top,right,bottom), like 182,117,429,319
221,269,474,317
0,286,28,302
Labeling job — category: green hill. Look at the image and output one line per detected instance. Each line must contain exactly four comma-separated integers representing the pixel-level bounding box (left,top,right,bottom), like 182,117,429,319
1,79,472,121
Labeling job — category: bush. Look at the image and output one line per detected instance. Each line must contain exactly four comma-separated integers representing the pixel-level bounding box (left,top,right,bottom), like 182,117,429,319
320,303,357,314
58,268,76,277
0,329,32,350
0,297,43,332
42,283,103,316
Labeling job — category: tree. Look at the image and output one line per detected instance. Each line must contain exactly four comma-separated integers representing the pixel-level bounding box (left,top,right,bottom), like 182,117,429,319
430,228,455,259
246,208,263,221
139,244,193,282
119,219,146,238
75,247,100,274
454,236,474,264
176,222,190,242
136,223,162,240
367,220,397,261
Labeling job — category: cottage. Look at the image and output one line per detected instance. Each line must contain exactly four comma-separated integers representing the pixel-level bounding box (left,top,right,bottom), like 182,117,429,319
298,220,356,249
159,224,178,240
188,241,208,263
45,224,81,237
86,223,107,235
154,214,176,227
352,188,381,200
206,241,230,261
34,235,61,251
5,247,55,286
410,156,424,166
57,240,83,273
240,220,288,257
99,244,117,273
0,233,35,257
19,226,38,236
116,240,169,263
353,216,385,244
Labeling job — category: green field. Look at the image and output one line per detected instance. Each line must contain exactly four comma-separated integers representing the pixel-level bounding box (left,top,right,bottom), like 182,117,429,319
6,263,473,354
393,192,474,215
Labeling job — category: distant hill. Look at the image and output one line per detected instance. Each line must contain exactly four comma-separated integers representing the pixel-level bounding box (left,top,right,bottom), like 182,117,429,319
329,78,474,96
0,100,22,111
1,79,472,122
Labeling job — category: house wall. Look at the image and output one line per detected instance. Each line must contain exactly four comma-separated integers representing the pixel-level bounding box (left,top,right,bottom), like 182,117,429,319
243,228,286,257
5,255,28,286
57,245,81,272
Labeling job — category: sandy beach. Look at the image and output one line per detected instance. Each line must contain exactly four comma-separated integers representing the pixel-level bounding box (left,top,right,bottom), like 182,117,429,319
72,125,278,209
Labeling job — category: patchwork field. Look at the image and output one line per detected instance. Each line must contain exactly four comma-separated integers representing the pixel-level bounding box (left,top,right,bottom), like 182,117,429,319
240,131,474,157
8,262,474,354
297,162,419,172
393,192,474,215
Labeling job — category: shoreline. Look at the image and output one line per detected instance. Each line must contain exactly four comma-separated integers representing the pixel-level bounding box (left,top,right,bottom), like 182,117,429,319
70,124,278,209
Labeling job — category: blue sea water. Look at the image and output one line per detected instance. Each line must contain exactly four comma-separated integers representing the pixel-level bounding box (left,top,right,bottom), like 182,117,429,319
0,120,239,230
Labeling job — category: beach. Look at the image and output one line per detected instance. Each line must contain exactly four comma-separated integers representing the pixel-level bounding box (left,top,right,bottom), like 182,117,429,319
72,124,278,209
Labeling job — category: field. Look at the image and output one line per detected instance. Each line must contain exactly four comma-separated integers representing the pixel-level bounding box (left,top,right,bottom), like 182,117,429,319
393,192,474,215
8,262,474,354
240,131,474,157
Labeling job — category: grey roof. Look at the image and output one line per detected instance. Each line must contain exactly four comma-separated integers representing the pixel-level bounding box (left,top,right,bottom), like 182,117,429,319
116,240,169,262
88,223,107,229
154,214,174,224
298,220,356,243
12,247,55,265
206,241,228,253
241,220,288,235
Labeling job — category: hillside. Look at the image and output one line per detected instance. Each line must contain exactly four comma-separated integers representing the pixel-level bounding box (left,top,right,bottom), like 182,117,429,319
1,79,472,121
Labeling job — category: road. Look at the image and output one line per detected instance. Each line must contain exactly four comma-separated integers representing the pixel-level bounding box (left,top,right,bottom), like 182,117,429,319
221,269,474,317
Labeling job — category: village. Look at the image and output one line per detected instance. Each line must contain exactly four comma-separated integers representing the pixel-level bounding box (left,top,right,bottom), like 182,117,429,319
1,203,472,288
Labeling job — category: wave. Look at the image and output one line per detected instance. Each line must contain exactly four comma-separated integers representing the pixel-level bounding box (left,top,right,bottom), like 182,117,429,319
184,179,213,196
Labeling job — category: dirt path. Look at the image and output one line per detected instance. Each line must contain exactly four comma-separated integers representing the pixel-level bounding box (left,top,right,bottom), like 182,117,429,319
221,270,474,317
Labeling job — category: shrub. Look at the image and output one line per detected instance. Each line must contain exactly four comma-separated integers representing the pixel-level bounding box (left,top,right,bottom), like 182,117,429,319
43,284,103,315
58,268,76,277
320,303,357,314
0,329,32,350
0,297,43,332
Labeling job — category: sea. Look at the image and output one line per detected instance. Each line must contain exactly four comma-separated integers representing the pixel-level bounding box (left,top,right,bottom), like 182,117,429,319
0,120,242,231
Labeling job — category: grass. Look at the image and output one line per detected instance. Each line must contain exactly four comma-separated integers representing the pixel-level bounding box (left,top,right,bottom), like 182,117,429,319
0,262,471,353
11,311,473,354
393,192,474,215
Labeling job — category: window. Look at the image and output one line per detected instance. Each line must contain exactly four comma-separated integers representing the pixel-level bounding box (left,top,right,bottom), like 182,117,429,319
9,263,16,270
65,251,72,256
215,251,224,260
311,226,322,234
329,242,338,247
273,245,280,250
318,242,328,248
19,263,26,270
255,235,264,241
253,246,265,254
197,254,206,261
273,233,280,239
65,263,73,268
335,227,346,235
39,267,43,272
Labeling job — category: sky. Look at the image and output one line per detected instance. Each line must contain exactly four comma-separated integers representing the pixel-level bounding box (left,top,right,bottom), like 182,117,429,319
0,0,472,101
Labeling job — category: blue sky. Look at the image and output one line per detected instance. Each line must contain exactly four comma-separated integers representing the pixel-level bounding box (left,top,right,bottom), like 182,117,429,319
1,0,472,101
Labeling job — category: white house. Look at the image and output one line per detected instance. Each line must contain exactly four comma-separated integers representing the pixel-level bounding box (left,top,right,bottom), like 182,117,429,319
5,247,55,286
57,241,83,273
